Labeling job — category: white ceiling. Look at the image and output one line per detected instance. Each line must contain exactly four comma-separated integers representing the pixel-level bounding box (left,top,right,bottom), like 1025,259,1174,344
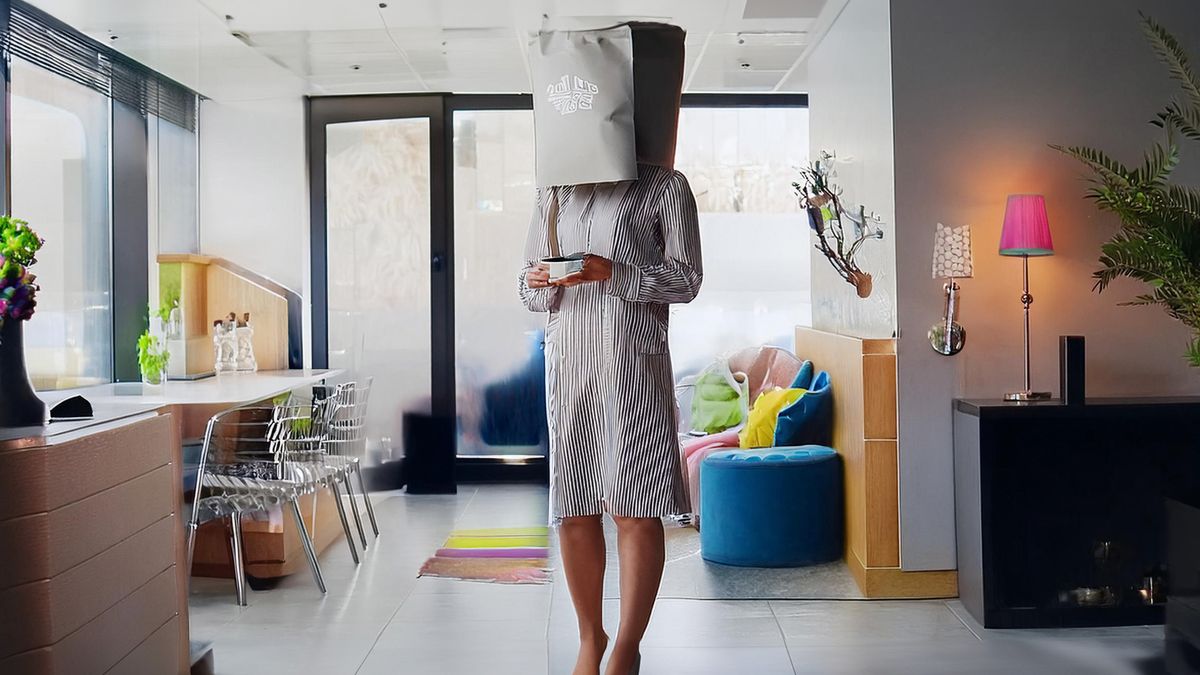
27,0,845,100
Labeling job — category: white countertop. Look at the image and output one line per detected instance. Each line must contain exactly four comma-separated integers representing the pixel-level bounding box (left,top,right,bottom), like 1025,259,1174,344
0,370,342,448
49,369,343,407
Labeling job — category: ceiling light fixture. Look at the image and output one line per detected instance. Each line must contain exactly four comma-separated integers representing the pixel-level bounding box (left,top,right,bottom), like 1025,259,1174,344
351,64,361,70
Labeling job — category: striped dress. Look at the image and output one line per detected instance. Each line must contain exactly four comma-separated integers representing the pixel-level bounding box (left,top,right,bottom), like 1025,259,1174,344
518,164,703,521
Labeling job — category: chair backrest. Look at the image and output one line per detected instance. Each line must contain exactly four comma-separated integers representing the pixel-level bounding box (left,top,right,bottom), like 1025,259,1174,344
322,378,373,458
194,400,331,497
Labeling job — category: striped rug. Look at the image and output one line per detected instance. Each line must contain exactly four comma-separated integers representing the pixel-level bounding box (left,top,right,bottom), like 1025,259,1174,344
418,526,552,585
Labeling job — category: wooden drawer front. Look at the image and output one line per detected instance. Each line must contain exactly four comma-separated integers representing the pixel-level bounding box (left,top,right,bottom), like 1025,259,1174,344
0,516,175,658
106,615,182,675
0,465,174,590
0,415,173,520
0,569,179,675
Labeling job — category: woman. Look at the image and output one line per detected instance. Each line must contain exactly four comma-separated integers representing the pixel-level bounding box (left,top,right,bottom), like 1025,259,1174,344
519,164,702,675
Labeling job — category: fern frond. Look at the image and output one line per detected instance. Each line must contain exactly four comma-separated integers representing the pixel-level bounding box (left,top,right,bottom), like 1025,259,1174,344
1141,12,1200,109
1051,144,1133,185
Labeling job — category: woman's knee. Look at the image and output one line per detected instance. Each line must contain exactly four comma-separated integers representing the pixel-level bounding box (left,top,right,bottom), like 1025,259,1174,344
611,515,663,532
559,514,603,531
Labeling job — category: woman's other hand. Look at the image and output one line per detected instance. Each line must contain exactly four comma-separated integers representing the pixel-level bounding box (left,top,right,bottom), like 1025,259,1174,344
554,255,613,287
526,263,552,289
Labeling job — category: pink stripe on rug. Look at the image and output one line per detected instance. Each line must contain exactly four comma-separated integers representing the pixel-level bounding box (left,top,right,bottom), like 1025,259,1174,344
435,547,548,559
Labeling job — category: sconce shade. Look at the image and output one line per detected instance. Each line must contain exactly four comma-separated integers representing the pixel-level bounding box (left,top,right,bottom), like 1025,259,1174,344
999,194,1054,256
932,223,973,279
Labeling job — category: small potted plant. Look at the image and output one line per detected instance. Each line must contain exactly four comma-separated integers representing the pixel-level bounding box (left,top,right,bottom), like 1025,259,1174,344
0,215,46,427
137,329,170,388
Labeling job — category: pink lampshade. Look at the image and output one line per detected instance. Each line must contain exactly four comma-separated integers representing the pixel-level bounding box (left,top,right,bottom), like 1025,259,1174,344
999,194,1054,256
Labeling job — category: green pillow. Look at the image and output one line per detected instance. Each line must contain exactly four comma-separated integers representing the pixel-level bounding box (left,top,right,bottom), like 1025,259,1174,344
690,369,745,434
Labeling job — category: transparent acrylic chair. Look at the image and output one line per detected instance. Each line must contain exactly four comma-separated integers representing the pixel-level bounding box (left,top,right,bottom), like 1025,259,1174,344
268,399,367,564
185,405,329,606
320,379,379,548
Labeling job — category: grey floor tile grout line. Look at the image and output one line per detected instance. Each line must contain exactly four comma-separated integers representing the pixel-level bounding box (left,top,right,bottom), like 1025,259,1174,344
943,600,984,641
766,601,801,675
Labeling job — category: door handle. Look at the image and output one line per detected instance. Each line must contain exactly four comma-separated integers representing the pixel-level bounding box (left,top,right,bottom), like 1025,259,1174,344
432,253,445,273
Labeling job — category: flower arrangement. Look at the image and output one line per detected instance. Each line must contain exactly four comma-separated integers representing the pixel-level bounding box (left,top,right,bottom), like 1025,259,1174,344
0,216,43,329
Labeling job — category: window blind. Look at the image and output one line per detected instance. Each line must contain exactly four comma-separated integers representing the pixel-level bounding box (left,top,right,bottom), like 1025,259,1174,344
7,0,199,131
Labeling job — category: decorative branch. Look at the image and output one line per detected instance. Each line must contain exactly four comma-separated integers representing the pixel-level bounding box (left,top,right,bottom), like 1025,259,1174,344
793,152,885,298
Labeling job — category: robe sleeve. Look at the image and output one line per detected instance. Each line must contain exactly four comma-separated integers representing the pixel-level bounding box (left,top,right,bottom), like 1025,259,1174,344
518,187,563,313
606,171,703,304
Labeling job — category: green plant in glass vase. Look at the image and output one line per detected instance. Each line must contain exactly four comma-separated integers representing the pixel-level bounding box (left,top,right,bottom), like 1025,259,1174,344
1054,14,1200,365
137,330,170,386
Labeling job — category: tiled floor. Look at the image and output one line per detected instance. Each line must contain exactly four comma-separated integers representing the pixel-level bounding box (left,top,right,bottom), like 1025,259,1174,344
189,484,1168,674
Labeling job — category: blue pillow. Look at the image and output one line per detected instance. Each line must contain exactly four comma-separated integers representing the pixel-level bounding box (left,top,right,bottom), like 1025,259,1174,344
774,370,833,447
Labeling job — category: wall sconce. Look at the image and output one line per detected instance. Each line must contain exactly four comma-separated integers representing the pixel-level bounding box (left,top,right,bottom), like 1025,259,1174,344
929,223,973,355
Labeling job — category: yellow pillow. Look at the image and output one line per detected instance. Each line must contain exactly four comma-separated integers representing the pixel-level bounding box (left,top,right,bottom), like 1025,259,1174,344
739,387,807,449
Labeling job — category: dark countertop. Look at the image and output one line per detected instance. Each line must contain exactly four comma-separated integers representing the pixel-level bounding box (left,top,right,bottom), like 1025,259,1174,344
955,397,1200,419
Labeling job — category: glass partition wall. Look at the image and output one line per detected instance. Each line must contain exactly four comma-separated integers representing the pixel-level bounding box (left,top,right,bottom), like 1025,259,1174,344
309,94,808,485
9,57,113,389
3,0,202,388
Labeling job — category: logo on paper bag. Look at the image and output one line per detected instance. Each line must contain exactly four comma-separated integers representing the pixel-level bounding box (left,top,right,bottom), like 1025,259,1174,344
546,75,598,116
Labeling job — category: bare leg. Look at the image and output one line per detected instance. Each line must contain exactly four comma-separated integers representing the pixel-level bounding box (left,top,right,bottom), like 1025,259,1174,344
606,516,664,675
559,515,609,675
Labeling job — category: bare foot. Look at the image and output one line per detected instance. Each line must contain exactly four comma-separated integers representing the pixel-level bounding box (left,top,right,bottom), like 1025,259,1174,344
604,639,640,675
573,630,609,675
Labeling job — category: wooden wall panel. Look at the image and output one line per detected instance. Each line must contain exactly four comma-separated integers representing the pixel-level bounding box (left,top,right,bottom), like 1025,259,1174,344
796,328,952,598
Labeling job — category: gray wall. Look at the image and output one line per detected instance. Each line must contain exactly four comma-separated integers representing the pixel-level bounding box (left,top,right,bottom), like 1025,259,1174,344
890,0,1200,569
807,0,898,339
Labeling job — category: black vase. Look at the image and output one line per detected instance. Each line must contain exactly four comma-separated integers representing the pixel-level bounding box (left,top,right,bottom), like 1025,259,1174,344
0,319,47,427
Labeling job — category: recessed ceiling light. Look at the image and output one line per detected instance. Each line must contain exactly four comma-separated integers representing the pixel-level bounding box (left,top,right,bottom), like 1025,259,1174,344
351,64,361,70
378,2,388,8
740,62,751,69
225,14,234,21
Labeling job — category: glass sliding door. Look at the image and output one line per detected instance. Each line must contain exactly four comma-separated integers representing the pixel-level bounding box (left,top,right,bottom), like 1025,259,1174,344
326,117,434,465
451,108,547,459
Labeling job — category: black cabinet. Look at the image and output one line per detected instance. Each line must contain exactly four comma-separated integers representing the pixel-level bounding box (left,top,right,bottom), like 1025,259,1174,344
953,398,1200,628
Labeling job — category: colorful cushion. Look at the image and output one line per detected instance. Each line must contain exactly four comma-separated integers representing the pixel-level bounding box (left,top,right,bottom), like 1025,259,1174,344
739,387,807,449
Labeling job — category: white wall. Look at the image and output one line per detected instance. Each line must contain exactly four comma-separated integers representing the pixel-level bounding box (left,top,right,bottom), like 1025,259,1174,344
805,0,896,339
889,0,1200,569
199,96,311,365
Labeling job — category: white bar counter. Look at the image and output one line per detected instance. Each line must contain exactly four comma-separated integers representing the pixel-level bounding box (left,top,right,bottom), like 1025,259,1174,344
0,369,341,674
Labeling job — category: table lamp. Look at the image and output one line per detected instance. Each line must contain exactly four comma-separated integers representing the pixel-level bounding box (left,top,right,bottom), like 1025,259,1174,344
929,223,973,355
999,194,1054,401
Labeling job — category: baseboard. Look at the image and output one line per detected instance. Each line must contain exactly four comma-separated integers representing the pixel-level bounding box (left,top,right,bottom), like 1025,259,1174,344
846,548,958,599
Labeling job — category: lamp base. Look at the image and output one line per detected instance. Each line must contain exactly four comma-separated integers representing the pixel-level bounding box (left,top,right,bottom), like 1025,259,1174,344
1003,391,1053,402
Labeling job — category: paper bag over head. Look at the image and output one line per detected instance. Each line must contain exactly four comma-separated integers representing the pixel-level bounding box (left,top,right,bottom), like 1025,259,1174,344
530,22,686,188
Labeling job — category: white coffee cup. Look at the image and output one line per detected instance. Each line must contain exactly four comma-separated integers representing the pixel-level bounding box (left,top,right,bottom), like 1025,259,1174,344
541,255,585,281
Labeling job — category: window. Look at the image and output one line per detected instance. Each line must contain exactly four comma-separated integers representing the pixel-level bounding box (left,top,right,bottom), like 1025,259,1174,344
670,106,811,377
10,57,113,389
151,114,200,255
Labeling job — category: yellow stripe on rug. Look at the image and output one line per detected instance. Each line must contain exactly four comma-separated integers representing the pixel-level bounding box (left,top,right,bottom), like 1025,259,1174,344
443,534,549,549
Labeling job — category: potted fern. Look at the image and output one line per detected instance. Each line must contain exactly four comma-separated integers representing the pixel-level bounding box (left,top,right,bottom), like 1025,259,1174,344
1055,15,1200,365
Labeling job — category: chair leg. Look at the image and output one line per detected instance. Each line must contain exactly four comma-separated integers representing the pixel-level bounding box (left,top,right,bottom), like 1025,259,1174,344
289,499,327,594
229,515,248,606
355,464,380,537
342,473,369,550
186,522,198,573
328,482,360,564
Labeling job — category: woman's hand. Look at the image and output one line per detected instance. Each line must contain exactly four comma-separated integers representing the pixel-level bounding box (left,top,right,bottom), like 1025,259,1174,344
555,255,613,287
525,263,552,289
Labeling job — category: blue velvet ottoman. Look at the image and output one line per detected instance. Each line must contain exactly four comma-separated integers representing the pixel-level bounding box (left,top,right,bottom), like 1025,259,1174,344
700,446,843,567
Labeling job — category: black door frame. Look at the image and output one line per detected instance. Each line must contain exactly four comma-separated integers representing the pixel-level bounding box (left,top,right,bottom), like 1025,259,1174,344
306,93,809,485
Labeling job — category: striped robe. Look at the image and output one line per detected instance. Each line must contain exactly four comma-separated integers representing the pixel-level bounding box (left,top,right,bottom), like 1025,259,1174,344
518,164,703,521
